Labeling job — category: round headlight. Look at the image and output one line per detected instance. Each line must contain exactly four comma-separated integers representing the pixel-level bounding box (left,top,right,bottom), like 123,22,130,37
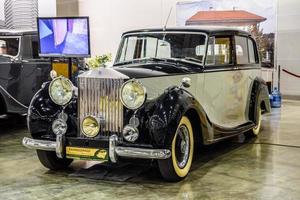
120,79,146,110
82,116,100,138
49,77,73,106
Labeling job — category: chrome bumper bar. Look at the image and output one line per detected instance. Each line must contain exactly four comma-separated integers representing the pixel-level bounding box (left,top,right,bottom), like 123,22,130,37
22,135,171,162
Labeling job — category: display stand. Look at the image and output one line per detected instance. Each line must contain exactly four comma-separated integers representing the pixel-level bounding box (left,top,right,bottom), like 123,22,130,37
68,57,72,80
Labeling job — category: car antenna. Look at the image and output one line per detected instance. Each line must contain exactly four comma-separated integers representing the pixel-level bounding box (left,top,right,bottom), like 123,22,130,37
161,7,173,46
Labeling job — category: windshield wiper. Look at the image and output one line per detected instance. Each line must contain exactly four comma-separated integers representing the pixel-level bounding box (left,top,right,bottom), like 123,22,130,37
183,57,202,64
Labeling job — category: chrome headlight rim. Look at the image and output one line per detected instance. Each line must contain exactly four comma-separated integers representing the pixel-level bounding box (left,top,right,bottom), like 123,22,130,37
49,76,74,106
120,79,147,110
81,116,100,138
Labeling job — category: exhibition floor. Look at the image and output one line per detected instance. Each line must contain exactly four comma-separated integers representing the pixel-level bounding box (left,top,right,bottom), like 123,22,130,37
1,100,300,200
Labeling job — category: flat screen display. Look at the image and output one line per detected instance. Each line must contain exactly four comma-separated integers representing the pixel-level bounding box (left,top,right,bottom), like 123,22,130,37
37,17,90,57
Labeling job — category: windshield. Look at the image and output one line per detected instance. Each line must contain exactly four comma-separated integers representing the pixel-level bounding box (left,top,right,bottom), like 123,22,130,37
115,32,207,65
0,37,20,57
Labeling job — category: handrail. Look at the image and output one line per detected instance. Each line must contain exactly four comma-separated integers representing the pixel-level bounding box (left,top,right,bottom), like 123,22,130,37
282,69,300,79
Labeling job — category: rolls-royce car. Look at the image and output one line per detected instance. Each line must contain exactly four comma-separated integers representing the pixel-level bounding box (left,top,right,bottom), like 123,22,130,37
23,27,271,182
0,30,51,115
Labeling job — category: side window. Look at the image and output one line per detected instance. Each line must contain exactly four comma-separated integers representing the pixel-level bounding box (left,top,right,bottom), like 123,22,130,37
235,36,249,64
248,38,257,63
205,37,231,65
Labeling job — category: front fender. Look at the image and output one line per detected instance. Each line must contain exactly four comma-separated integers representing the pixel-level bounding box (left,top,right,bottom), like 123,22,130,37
147,87,200,148
27,82,78,139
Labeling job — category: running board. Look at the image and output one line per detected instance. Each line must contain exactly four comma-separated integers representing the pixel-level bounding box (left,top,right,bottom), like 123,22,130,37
207,122,256,143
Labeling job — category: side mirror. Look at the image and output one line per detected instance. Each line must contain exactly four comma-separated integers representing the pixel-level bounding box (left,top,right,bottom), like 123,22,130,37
181,77,191,88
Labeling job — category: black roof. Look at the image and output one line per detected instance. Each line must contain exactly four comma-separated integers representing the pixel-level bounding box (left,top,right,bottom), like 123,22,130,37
0,29,37,36
123,26,251,36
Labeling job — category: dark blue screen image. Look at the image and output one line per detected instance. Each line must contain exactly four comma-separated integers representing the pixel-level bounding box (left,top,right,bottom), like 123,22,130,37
38,18,90,57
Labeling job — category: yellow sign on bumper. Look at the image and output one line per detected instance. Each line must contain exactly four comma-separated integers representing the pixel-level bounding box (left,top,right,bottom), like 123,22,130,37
66,146,108,161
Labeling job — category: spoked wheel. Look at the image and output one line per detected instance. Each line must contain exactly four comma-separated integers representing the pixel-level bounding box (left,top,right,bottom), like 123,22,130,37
158,116,194,182
248,106,262,137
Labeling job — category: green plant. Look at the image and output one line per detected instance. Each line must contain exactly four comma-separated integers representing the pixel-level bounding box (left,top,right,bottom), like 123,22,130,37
87,53,112,68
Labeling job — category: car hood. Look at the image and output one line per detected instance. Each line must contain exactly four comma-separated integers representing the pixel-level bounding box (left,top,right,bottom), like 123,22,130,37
113,62,199,79
79,62,201,80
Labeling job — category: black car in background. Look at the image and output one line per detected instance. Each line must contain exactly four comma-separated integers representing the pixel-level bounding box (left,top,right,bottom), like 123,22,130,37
0,30,51,115
0,29,84,115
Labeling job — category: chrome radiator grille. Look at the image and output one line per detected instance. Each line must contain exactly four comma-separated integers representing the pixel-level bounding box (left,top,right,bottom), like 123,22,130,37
78,77,124,138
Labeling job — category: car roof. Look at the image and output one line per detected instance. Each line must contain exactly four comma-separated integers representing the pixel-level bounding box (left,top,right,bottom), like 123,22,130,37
123,26,251,36
0,29,37,36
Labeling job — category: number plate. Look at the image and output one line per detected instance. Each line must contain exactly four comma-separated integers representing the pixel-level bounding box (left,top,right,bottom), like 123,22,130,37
66,146,108,161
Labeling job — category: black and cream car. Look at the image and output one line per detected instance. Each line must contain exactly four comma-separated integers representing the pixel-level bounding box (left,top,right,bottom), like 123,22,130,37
23,27,271,181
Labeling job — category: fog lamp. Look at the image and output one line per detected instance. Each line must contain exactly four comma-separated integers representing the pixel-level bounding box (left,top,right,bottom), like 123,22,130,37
82,116,100,137
122,125,139,142
52,119,67,135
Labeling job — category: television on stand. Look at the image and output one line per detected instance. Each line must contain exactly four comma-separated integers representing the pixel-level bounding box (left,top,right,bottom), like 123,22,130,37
37,16,91,79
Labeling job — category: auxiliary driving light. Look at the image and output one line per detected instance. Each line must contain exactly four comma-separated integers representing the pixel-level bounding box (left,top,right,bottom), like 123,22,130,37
122,125,139,142
52,118,67,135
82,116,100,137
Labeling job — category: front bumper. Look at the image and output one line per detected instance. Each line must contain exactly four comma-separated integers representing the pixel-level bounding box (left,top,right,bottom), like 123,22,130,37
22,135,171,162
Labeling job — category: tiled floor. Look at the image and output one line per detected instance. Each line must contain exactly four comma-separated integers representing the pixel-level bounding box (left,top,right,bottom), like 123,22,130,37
1,100,300,200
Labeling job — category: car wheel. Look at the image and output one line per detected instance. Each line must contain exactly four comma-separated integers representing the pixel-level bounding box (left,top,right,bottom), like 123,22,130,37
158,116,194,182
36,150,73,170
248,106,262,137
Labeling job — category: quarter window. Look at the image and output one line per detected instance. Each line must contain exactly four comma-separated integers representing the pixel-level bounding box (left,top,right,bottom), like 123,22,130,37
248,39,256,63
205,37,231,65
235,36,249,64
235,36,258,64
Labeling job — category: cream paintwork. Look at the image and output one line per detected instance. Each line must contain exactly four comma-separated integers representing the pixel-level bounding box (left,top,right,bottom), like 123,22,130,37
138,66,260,129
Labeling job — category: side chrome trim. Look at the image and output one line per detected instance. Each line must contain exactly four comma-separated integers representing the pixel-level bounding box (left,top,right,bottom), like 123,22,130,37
22,137,56,151
0,85,28,109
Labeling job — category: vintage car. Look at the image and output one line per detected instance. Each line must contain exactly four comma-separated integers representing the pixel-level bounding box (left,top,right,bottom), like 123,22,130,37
0,29,84,115
23,27,271,181
0,29,51,115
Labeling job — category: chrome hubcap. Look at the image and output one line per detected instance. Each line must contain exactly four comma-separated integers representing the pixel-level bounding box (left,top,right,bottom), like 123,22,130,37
175,125,190,169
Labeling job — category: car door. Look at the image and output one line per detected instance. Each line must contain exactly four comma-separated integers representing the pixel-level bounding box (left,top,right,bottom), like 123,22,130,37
202,35,248,130
19,35,51,106
0,36,23,103
235,35,261,121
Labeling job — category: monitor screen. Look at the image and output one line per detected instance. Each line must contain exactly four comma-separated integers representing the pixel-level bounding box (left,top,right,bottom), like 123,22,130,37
37,17,90,57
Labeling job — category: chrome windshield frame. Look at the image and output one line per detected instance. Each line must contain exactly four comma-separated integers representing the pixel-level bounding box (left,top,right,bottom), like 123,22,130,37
114,31,208,66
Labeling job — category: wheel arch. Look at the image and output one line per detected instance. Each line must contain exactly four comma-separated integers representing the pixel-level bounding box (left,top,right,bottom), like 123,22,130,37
148,86,209,148
184,108,204,154
248,77,271,124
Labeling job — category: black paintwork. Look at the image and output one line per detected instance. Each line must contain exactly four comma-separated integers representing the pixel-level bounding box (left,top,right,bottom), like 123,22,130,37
114,62,202,79
28,82,78,140
0,30,51,114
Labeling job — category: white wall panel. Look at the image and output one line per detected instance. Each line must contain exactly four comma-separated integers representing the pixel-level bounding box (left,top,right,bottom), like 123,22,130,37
277,0,300,96
78,0,177,59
